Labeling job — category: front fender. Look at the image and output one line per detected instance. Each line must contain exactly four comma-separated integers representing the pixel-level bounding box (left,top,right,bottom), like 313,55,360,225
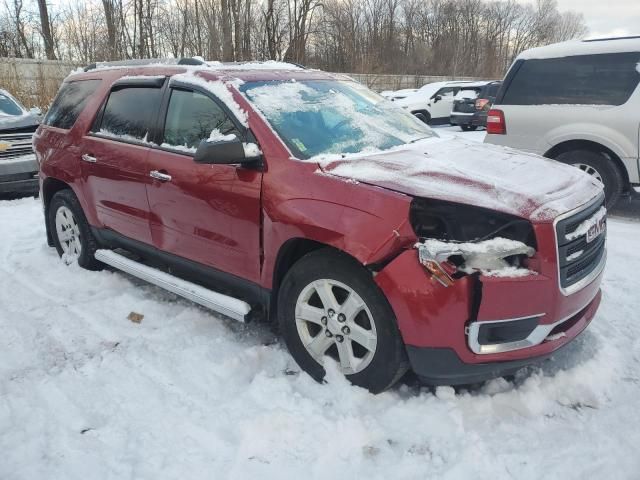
260,164,417,288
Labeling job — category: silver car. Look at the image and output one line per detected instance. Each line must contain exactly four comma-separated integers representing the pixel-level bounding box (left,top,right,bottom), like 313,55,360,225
485,36,640,207
0,89,40,195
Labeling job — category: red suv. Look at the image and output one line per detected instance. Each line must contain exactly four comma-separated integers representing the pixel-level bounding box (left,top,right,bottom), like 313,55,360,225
34,59,607,393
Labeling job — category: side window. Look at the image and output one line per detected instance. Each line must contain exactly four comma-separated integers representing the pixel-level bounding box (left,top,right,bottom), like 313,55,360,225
486,84,500,98
97,87,162,141
44,80,101,129
435,87,455,99
162,89,241,152
502,52,640,106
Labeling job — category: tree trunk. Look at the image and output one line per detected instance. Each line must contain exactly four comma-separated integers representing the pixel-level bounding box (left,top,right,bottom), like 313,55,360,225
36,0,56,59
221,0,234,60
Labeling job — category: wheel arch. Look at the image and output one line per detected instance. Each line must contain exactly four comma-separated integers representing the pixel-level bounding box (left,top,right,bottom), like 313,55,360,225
544,139,631,191
269,238,346,319
42,177,73,246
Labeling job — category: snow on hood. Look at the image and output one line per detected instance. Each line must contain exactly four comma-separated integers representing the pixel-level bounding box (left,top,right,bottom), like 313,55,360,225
316,136,603,222
0,112,40,131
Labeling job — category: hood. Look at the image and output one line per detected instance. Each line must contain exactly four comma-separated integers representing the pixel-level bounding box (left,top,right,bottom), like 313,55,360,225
0,113,40,132
317,136,603,222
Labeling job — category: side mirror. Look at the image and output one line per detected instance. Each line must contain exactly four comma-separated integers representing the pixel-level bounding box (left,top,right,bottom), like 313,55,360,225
194,138,260,165
433,95,442,103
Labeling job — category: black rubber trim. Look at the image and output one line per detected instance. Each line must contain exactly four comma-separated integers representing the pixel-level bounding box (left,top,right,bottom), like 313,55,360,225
91,227,271,314
477,316,539,345
405,345,560,386
495,58,524,105
0,177,38,194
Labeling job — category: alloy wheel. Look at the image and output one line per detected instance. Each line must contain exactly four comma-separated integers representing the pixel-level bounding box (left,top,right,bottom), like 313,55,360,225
295,279,377,375
55,205,82,264
573,162,604,184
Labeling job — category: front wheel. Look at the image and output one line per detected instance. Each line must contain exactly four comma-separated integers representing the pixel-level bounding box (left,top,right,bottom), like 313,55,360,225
49,189,102,270
278,249,408,393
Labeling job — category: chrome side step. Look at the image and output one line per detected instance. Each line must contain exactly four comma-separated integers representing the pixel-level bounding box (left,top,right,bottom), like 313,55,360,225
95,249,251,322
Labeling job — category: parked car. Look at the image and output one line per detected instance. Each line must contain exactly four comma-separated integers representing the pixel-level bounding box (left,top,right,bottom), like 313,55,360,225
0,89,41,195
450,81,502,131
380,88,417,100
394,80,491,124
35,59,606,393
386,88,418,101
485,36,640,207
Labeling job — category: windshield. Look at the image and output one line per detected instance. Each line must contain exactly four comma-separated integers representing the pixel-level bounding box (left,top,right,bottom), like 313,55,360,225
240,80,435,159
0,93,25,116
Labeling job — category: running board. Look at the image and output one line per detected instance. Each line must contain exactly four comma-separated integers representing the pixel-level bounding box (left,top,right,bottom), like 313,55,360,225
94,249,251,322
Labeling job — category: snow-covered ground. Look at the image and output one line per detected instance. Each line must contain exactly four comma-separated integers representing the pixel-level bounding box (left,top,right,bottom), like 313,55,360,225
1,160,639,477
2,205,640,479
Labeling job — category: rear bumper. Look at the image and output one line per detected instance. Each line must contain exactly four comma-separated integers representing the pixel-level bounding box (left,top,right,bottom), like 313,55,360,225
450,112,487,127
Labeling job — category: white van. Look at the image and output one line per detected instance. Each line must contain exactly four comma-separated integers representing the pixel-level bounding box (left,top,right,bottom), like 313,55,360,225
485,36,640,207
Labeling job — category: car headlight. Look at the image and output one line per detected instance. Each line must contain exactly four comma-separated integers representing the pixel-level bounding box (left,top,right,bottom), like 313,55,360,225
410,198,537,284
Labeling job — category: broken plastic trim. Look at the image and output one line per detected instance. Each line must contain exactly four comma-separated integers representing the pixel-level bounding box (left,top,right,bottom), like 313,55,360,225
416,237,536,286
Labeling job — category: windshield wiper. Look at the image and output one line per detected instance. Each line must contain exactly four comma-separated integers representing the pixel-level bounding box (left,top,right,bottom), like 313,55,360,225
409,136,432,144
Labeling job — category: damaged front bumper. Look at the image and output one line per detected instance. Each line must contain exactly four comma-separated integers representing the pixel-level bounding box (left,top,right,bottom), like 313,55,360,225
374,239,604,385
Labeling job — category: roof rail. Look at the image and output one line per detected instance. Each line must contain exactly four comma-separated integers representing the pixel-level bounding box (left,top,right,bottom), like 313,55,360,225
83,57,206,72
583,35,640,43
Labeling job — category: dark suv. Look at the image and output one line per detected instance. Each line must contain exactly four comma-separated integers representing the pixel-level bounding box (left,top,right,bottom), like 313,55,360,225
450,81,502,131
34,59,605,393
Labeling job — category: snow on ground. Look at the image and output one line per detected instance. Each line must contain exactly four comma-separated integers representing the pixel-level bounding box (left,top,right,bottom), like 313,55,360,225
1,202,639,477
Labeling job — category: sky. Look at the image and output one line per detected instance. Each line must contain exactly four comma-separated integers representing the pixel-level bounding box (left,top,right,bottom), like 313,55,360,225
540,0,639,38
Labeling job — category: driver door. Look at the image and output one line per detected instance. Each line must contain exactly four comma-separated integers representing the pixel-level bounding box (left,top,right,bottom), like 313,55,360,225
430,87,457,122
145,86,263,283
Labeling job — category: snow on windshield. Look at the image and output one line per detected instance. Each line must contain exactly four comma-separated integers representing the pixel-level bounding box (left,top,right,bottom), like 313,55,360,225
241,80,434,160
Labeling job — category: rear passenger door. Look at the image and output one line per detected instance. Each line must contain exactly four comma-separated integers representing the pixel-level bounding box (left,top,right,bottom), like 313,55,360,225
80,78,165,245
145,85,263,283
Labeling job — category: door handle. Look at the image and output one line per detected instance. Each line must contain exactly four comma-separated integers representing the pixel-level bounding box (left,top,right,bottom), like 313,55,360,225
150,170,172,182
81,154,97,163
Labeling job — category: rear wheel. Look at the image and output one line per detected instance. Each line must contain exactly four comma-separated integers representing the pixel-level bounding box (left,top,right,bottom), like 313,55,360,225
460,125,478,132
556,149,624,208
278,249,408,393
49,189,102,270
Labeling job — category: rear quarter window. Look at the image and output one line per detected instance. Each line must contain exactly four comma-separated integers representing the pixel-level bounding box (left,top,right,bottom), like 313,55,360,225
501,52,640,106
44,80,101,129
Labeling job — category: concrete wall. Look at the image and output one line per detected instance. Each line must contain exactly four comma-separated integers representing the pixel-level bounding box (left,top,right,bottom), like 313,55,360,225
345,73,481,92
0,58,80,109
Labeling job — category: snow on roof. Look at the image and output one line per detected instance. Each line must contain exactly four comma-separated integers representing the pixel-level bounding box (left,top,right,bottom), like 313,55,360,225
517,37,640,61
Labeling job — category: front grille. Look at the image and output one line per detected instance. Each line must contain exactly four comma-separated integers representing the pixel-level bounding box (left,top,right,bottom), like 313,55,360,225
0,132,34,160
555,195,606,291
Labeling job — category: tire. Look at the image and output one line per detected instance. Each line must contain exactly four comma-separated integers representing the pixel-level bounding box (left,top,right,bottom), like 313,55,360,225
278,249,408,393
556,149,624,208
412,110,431,125
460,125,478,132
48,189,103,270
